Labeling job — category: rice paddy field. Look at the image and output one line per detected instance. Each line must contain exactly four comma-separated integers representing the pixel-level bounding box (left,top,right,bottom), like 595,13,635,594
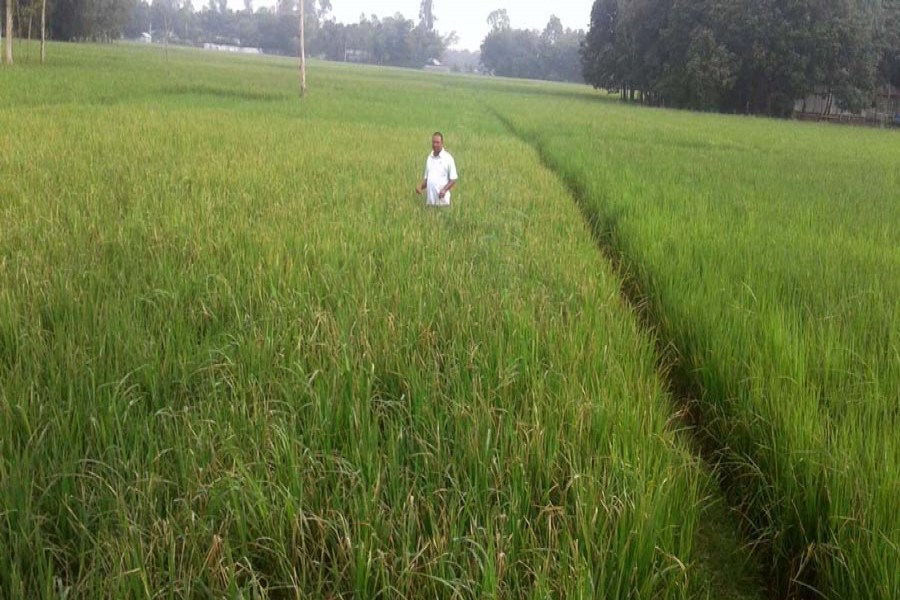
483,93,900,597
0,42,897,598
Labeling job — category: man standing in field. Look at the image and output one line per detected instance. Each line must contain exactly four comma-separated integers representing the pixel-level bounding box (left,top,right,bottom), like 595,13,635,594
416,132,458,207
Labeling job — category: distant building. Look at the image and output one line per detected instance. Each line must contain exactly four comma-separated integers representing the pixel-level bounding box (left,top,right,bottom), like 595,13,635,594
423,58,450,73
795,86,900,127
344,49,372,63
139,32,152,44
202,43,262,55
442,49,482,74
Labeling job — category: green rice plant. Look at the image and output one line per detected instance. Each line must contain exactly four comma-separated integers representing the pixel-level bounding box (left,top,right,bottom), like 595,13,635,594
0,42,755,598
485,90,899,598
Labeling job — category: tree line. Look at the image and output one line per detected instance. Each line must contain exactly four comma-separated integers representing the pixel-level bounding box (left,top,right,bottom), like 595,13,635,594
2,0,137,44
128,1,452,68
480,9,585,82
582,0,900,115
3,0,49,63
126,1,333,58
2,0,588,81
1,0,452,68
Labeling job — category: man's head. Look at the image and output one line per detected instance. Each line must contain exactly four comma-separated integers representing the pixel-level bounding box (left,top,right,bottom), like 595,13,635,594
431,132,444,156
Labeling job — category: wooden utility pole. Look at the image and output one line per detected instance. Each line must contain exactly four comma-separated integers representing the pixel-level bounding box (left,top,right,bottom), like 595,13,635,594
163,12,169,61
4,0,14,65
299,0,306,97
40,0,45,63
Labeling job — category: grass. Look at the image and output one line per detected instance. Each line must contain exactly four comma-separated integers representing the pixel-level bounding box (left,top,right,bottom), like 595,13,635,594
484,90,899,598
0,42,755,598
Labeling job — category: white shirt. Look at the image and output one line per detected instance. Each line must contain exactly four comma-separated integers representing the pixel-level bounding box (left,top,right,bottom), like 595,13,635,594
423,149,458,206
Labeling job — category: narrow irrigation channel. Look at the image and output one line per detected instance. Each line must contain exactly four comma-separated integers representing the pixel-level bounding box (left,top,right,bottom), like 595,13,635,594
488,107,771,600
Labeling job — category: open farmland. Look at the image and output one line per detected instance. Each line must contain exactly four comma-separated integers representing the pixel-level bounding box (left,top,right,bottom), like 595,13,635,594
485,93,900,598
0,43,754,598
0,42,897,599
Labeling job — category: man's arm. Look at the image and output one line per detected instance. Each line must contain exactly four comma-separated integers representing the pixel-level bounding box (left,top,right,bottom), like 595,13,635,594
416,160,428,195
438,179,457,199
439,157,459,198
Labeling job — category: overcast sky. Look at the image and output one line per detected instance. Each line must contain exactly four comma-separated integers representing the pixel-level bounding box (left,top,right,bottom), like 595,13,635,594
228,1,595,51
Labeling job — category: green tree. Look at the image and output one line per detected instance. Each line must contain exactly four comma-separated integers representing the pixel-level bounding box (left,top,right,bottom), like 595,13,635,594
582,0,622,92
486,8,509,32
50,0,136,41
419,0,433,31
539,16,584,82
481,26,540,78
813,0,879,112
878,0,900,88
683,26,737,109
584,0,883,115
481,11,583,81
